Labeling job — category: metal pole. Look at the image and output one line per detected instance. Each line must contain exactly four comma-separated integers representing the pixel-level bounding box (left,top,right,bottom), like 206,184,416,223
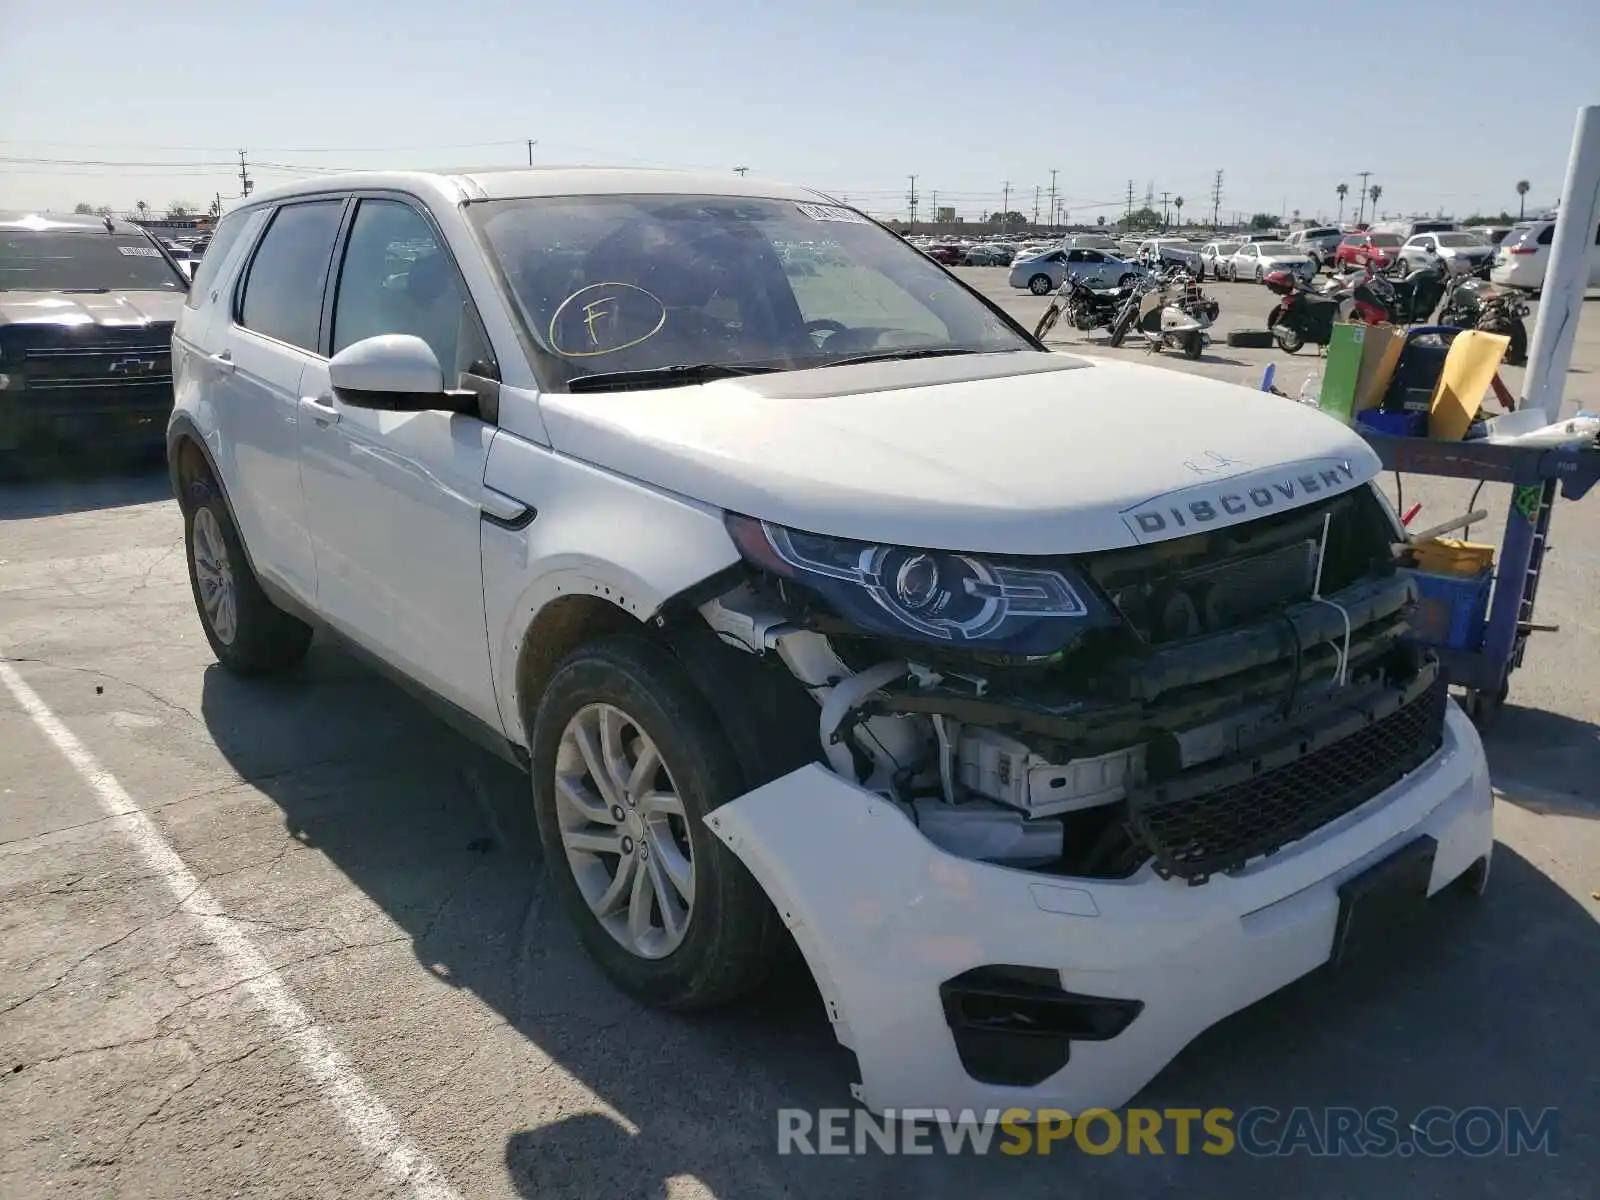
1523,105,1600,422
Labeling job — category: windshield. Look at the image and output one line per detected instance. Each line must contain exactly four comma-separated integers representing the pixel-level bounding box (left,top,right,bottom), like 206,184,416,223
469,194,1029,389
1436,232,1487,248
1256,243,1296,255
0,232,186,292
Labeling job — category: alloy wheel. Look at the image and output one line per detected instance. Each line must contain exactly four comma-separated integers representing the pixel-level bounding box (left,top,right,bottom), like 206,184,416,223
191,508,237,646
554,702,694,959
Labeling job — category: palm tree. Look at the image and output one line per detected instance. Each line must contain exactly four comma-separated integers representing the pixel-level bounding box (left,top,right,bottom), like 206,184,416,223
1516,180,1530,219
1173,196,1183,226
134,200,149,220
1336,182,1349,224
1368,184,1383,219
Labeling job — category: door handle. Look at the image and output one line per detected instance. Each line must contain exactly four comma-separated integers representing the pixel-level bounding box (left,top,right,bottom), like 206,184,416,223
301,393,340,427
209,349,235,375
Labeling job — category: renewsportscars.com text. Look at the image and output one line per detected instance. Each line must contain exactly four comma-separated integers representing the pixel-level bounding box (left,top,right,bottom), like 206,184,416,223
777,1106,1560,1158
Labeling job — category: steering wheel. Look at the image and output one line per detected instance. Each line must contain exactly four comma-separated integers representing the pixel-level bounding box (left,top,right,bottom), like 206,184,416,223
805,318,848,348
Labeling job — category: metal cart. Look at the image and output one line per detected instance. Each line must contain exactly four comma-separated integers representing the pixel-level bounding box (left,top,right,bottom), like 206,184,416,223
1356,432,1600,724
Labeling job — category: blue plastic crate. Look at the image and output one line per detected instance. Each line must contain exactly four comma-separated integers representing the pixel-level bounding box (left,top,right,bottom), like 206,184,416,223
1357,408,1428,438
1406,569,1492,652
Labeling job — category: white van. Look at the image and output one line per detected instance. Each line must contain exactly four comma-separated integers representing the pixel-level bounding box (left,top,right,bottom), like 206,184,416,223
1490,218,1600,291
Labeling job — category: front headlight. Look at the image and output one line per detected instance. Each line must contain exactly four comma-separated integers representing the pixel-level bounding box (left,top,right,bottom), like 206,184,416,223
726,515,1116,655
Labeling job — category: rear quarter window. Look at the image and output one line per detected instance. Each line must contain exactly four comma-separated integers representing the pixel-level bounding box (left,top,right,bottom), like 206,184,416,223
184,210,256,309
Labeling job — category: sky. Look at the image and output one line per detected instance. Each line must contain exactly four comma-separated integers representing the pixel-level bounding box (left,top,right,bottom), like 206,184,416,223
2,0,1596,226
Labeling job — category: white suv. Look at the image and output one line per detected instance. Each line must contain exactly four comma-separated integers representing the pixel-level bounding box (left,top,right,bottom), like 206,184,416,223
169,169,1494,1115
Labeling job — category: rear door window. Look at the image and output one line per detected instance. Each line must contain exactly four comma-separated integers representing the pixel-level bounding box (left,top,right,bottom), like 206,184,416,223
238,200,345,352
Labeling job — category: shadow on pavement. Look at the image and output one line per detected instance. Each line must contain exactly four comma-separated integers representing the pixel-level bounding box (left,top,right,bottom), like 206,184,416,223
1482,703,1600,818
0,455,170,519
198,646,1595,1199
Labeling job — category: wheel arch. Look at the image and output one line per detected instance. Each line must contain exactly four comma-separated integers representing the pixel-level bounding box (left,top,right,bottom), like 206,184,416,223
167,415,266,580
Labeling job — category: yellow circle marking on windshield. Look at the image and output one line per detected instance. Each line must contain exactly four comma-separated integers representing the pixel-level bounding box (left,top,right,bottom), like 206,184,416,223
549,282,667,358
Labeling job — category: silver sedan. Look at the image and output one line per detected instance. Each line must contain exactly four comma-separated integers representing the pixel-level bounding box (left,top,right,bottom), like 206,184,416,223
1009,247,1144,295
1220,242,1317,284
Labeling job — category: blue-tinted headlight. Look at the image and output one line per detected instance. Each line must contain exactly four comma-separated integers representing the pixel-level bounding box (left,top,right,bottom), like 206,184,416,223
727,515,1116,655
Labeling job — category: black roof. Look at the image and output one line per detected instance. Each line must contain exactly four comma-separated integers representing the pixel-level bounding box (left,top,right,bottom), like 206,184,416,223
0,210,151,236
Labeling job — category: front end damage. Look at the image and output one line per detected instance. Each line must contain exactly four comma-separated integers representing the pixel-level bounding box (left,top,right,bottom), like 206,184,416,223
690,483,1494,1112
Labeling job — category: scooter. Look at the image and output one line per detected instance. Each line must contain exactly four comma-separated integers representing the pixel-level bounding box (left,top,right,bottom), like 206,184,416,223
1108,275,1212,359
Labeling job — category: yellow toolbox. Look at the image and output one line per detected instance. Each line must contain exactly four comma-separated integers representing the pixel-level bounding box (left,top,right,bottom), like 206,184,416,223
1412,537,1497,577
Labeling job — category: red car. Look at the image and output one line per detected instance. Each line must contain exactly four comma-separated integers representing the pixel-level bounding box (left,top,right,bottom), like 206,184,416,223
923,243,965,265
1334,231,1404,271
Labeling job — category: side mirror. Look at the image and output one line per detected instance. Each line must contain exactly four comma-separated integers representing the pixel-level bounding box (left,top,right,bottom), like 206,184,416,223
329,334,475,414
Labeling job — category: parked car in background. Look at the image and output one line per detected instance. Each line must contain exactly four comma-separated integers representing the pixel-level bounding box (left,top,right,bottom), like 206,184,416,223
1064,234,1119,251
1466,225,1515,246
1287,226,1344,269
1009,246,1143,294
1334,231,1404,272
1134,238,1203,273
1198,240,1242,280
1490,217,1600,292
0,210,188,468
1374,219,1458,240
962,243,1012,266
924,243,965,266
1398,230,1494,277
1009,242,1056,265
1222,241,1316,283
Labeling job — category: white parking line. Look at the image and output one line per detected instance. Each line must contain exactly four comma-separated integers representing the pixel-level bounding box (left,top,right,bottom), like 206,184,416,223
0,659,464,1200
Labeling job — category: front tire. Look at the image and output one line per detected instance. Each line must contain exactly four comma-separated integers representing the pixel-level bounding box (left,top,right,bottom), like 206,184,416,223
530,636,784,1010
1108,303,1135,348
1028,274,1052,295
1275,327,1306,354
1034,304,1062,340
183,479,312,676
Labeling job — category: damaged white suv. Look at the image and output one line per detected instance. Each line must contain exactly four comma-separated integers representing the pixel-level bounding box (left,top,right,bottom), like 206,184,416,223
169,169,1494,1114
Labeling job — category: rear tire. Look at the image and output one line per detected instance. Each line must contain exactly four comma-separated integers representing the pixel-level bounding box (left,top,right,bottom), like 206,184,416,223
1184,331,1204,360
530,636,785,1010
183,478,312,676
1505,319,1529,366
1275,326,1306,354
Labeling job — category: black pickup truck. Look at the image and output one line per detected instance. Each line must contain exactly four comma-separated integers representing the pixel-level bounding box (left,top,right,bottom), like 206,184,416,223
1,211,190,468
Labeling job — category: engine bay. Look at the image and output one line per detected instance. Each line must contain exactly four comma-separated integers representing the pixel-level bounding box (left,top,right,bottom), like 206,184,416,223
698,484,1444,885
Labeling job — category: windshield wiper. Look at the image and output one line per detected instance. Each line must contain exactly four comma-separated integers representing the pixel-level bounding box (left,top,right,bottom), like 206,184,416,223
820,347,996,368
566,363,783,393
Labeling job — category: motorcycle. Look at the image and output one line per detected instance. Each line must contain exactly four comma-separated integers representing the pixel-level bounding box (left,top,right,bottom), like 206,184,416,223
1108,273,1213,359
1264,261,1446,353
1034,273,1135,340
1437,276,1530,366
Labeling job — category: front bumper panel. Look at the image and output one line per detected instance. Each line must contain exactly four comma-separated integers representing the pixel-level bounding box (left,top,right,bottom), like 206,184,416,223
707,703,1493,1113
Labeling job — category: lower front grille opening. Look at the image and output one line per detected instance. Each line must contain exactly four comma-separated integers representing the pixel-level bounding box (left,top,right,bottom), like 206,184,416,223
940,965,1144,1087
1126,674,1448,885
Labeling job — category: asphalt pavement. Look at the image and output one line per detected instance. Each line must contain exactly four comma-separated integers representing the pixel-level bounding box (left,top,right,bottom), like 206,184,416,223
1,275,1597,1198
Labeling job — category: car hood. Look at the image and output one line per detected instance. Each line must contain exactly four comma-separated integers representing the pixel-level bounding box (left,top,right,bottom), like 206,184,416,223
539,353,1381,555
0,290,185,329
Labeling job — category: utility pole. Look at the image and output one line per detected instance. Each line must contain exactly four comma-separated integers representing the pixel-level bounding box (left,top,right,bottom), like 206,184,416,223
1002,180,1011,224
733,165,749,176
1126,180,1135,217
1145,181,1154,211
1033,186,1040,228
1211,169,1224,229
526,139,537,165
907,175,919,229
1048,168,1058,233
1354,170,1372,226
1160,191,1171,228
930,190,938,227
237,150,253,201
